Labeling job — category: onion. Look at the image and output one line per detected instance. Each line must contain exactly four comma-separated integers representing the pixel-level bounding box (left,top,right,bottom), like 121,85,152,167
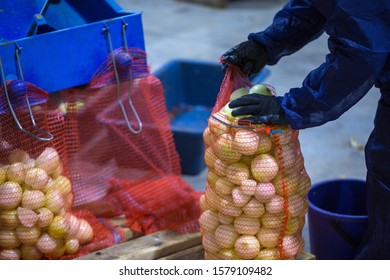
274,143,300,172
243,197,265,218
23,159,36,171
272,171,300,197
265,195,285,214
254,182,276,203
0,166,7,184
234,214,260,235
200,194,208,211
19,245,43,260
287,195,308,217
9,149,30,164
255,248,280,260
271,127,293,145
231,187,251,207
230,87,248,101
36,207,54,228
36,233,58,254
281,234,300,259
218,248,242,260
226,162,249,185
204,147,217,169
261,212,285,229
284,216,304,235
74,219,94,245
21,190,46,210
234,235,261,260
47,215,69,239
218,212,235,225
45,238,65,259
52,176,72,197
203,127,215,147
214,224,239,248
35,147,61,175
50,163,64,179
296,172,311,197
206,171,220,188
212,134,242,163
0,209,20,229
202,231,220,254
204,251,219,260
66,215,81,239
233,130,259,156
218,198,242,217
256,132,272,154
215,177,235,195
24,168,49,190
199,210,220,232
15,226,41,245
256,227,280,248
205,184,220,212
0,249,21,260
241,179,257,196
46,189,65,214
17,207,38,227
65,239,80,255
208,112,231,136
0,181,23,210
214,159,228,177
251,154,279,182
6,163,25,184
0,230,21,249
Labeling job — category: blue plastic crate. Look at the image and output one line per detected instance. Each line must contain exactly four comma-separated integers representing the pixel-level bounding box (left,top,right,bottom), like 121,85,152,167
154,59,270,175
0,0,145,93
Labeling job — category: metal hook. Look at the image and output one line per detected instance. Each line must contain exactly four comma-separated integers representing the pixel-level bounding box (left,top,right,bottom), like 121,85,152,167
0,50,53,142
103,22,142,134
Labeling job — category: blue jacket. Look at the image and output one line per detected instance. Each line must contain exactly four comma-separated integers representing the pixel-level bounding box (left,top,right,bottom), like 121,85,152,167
249,0,390,129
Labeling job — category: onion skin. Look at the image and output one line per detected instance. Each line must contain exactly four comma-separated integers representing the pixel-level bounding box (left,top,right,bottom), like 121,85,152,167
0,182,23,210
35,147,61,176
234,235,261,260
0,249,21,260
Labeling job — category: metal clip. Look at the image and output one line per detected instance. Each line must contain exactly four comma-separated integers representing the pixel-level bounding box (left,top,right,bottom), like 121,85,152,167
103,22,142,134
0,44,53,142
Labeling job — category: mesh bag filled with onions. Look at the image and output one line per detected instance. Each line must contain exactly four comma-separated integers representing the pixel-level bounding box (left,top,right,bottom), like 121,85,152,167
0,80,95,260
199,66,311,260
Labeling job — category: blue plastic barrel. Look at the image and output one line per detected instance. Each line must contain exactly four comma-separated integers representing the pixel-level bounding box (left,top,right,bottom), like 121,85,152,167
307,179,368,260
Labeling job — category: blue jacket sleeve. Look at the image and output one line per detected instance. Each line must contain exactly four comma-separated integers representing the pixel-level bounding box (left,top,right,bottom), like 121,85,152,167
248,0,326,65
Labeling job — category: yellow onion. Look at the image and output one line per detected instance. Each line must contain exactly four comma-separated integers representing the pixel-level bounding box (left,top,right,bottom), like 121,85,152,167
35,147,61,175
281,234,300,259
234,214,260,235
0,182,23,210
204,147,217,170
66,215,81,239
234,235,261,260
206,171,220,189
74,219,94,245
218,198,242,217
205,184,220,212
261,212,285,229
204,251,219,260
215,178,234,195
0,166,7,184
199,210,220,232
265,195,285,214
256,132,272,154
296,172,311,197
65,239,80,255
24,168,49,190
21,190,46,210
272,127,293,145
214,224,239,248
203,127,215,147
0,249,21,260
9,149,30,164
15,226,40,245
50,163,64,179
45,189,65,214
208,112,231,136
47,215,69,239
218,248,242,260
273,171,300,197
0,209,20,229
274,143,301,172
254,182,276,203
255,248,280,260
52,176,72,197
218,212,235,225
226,162,249,185
241,179,257,196
200,194,208,211
212,134,242,163
231,187,251,207
19,245,43,260
6,163,25,184
36,207,54,228
17,207,38,227
214,159,228,177
287,195,308,217
256,227,280,248
45,238,65,259
36,233,58,254
251,154,279,182
243,197,265,218
0,230,21,249
202,231,220,254
233,130,259,156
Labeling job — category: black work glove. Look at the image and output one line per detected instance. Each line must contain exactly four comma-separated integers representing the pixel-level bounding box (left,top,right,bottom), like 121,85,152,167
229,94,288,125
221,40,269,76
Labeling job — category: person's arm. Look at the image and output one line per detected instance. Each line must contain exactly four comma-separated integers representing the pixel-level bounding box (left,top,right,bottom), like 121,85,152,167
249,0,326,65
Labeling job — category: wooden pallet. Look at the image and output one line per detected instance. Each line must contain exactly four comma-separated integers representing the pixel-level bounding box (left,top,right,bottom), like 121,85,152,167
77,216,315,260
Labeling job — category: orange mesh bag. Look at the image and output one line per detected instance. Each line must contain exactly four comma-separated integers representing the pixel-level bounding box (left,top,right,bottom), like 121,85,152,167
60,47,201,236
199,65,311,260
0,80,100,260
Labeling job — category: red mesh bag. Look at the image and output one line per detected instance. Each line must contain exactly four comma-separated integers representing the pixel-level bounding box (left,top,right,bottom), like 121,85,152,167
60,47,201,236
199,65,311,260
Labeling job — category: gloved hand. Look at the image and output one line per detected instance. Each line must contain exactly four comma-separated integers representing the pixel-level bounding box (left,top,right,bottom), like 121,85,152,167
221,40,269,76
228,94,288,125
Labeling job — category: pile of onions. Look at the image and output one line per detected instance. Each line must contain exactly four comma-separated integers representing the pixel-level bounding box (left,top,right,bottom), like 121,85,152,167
200,84,311,260
0,148,94,260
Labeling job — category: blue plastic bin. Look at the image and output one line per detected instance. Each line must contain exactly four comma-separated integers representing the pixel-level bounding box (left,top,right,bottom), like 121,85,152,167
307,179,368,260
154,59,270,175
